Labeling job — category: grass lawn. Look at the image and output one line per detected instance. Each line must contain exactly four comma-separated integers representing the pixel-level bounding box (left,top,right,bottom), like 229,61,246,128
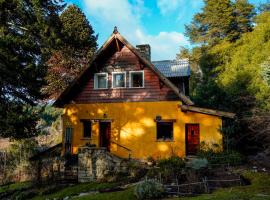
31,182,118,200
2,171,270,200
0,181,32,193
73,187,136,200
174,171,270,200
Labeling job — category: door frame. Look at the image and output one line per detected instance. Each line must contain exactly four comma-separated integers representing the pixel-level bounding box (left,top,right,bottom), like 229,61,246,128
185,123,200,156
99,122,111,151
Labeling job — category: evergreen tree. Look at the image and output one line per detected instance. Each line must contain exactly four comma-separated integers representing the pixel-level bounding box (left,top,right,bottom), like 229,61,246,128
0,0,65,138
42,5,98,98
232,0,255,40
185,0,255,45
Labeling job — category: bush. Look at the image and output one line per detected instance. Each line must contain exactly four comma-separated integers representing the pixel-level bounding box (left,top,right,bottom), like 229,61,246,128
197,144,244,166
134,179,164,200
186,158,208,170
156,156,185,183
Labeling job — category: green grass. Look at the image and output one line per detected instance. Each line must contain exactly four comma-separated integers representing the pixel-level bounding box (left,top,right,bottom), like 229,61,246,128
0,181,32,193
174,171,270,200
6,171,270,200
31,182,118,200
73,187,136,200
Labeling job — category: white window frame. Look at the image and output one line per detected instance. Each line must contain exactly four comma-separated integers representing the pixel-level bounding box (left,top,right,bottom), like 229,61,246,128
94,73,108,90
112,71,126,89
129,70,144,88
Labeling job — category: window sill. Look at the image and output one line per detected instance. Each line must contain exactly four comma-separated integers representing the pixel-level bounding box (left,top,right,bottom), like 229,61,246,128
93,88,108,90
156,139,174,142
81,138,91,140
129,86,145,89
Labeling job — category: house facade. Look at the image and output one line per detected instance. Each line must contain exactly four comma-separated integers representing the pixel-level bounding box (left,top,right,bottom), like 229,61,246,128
54,28,234,160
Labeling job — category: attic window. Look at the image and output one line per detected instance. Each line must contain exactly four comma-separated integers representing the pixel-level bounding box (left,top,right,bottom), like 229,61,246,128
112,72,126,88
130,71,144,88
94,73,108,89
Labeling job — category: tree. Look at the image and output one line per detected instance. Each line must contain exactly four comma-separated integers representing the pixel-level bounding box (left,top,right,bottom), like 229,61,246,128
232,0,255,40
185,0,255,45
183,0,270,154
42,5,98,98
0,0,65,138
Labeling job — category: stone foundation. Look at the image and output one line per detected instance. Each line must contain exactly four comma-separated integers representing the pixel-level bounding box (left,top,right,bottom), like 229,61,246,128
78,147,127,183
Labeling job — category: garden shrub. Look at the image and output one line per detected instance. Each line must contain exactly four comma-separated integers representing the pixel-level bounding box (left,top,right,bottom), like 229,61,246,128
197,142,244,166
156,156,186,183
186,158,208,170
134,179,164,200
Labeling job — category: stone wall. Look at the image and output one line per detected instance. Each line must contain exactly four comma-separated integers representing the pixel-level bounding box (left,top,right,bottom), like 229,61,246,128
78,147,127,183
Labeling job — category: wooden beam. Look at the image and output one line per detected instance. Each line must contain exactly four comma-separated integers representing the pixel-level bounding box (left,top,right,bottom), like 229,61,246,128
115,37,120,52
181,105,235,119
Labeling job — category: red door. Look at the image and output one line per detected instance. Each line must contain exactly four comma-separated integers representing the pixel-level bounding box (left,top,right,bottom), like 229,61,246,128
185,124,200,155
99,122,111,151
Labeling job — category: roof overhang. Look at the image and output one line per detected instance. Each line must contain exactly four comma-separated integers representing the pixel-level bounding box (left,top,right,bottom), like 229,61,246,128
181,105,235,118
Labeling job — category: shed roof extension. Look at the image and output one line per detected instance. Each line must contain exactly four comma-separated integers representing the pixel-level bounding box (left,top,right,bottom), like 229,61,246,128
152,59,190,78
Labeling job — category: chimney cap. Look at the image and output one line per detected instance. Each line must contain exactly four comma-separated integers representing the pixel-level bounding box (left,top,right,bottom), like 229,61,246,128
113,26,118,34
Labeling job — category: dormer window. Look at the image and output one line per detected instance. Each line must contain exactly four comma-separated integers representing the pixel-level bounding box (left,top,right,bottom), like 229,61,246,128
94,73,108,89
112,72,126,88
130,71,144,88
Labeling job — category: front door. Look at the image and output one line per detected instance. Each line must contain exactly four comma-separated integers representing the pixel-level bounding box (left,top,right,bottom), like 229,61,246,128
185,124,200,155
99,122,111,151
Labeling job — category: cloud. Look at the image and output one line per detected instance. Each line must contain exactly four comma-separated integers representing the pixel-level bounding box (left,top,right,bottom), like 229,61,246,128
83,0,190,60
135,29,189,60
157,0,183,15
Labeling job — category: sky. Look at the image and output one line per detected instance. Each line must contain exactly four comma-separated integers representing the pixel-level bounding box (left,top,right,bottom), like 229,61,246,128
66,0,267,61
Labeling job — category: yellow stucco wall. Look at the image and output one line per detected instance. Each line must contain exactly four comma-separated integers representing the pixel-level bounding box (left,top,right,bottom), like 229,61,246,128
62,101,222,159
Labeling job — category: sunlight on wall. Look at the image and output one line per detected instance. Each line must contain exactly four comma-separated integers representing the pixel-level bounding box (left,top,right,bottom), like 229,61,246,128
62,101,223,159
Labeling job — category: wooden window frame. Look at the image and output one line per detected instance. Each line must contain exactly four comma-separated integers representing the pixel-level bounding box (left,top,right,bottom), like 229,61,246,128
94,73,108,90
129,70,144,88
112,71,126,89
156,121,174,142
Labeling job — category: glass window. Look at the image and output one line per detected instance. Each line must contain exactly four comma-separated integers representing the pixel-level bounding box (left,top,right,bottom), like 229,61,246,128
112,72,126,88
130,71,144,88
157,122,173,141
82,120,91,138
65,127,73,153
94,73,108,89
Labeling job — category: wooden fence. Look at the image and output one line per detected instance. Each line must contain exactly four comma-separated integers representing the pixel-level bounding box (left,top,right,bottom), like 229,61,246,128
164,175,242,196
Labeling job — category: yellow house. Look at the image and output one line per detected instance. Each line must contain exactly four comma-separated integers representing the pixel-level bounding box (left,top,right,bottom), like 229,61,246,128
53,27,234,160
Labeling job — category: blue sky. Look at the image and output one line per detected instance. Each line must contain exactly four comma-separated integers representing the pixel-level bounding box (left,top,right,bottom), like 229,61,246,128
66,0,267,61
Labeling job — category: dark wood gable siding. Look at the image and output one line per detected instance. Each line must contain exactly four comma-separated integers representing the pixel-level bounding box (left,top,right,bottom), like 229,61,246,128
73,46,179,103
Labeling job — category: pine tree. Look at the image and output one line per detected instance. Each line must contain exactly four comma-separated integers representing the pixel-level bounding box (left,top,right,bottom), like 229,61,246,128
0,0,65,138
42,5,98,98
185,0,255,45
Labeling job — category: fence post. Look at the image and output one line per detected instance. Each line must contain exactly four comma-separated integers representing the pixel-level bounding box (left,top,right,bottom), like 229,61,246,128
203,177,209,193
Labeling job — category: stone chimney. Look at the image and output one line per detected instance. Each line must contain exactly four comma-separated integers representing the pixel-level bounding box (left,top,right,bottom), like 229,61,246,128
136,44,151,61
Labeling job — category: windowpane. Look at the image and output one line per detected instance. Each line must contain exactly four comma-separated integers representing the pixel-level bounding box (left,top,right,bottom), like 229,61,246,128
130,72,143,87
83,121,91,138
113,73,125,88
157,122,173,140
97,74,107,89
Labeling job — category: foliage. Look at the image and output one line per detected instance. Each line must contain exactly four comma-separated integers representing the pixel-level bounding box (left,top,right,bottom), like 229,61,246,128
186,158,208,170
0,0,65,138
183,0,270,154
197,143,244,166
42,4,98,98
156,156,185,182
0,139,39,183
134,179,164,200
185,0,255,45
